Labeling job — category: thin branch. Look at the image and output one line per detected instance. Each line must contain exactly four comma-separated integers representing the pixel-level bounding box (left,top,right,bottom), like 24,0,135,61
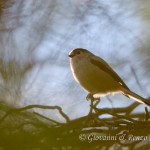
33,112,62,125
130,65,144,92
145,107,149,121
0,104,70,123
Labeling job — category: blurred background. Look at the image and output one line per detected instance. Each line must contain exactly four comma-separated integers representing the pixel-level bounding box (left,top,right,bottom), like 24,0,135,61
0,0,150,122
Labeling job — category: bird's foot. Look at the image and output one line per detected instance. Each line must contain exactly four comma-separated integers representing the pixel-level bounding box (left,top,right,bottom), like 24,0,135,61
87,93,101,114
86,93,94,101
93,98,100,113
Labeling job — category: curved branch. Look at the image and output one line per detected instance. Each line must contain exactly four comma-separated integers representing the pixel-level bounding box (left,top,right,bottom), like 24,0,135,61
0,104,70,123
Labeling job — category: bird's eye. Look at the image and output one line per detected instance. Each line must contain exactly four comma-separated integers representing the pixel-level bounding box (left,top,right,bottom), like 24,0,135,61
76,51,80,55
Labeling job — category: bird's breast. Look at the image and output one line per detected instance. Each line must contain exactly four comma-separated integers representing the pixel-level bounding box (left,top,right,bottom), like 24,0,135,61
70,58,101,92
70,58,119,94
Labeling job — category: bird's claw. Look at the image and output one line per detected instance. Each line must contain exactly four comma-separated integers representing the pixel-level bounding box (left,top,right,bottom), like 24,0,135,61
87,93,101,114
86,93,94,101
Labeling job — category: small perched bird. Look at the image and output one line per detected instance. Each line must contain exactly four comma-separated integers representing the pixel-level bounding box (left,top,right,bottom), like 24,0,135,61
69,48,150,106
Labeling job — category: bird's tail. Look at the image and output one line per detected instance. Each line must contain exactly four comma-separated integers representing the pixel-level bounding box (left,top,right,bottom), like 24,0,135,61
120,87,150,106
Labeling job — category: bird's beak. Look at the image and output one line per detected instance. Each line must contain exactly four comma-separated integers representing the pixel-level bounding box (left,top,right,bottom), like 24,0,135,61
68,53,75,58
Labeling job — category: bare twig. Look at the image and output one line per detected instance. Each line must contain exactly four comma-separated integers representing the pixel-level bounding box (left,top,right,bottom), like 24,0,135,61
130,65,144,92
0,104,70,123
33,112,62,125
144,107,149,121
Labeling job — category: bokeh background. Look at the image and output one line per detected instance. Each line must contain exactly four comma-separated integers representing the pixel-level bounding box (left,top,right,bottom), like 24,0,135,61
0,0,150,122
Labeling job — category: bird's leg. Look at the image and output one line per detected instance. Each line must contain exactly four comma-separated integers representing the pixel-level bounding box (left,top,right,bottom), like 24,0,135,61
86,93,95,115
87,93,101,114
93,97,101,113
86,93,94,101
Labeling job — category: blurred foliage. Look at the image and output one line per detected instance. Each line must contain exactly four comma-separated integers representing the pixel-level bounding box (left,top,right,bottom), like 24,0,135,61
0,0,13,16
0,101,150,150
0,0,7,15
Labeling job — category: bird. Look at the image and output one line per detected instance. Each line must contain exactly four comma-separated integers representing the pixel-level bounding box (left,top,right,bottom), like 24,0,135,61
68,48,150,106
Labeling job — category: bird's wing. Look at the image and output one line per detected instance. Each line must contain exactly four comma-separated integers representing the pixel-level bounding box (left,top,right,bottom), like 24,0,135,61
90,55,130,90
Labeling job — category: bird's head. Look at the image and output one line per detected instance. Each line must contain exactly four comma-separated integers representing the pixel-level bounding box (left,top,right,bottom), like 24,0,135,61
68,48,92,59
